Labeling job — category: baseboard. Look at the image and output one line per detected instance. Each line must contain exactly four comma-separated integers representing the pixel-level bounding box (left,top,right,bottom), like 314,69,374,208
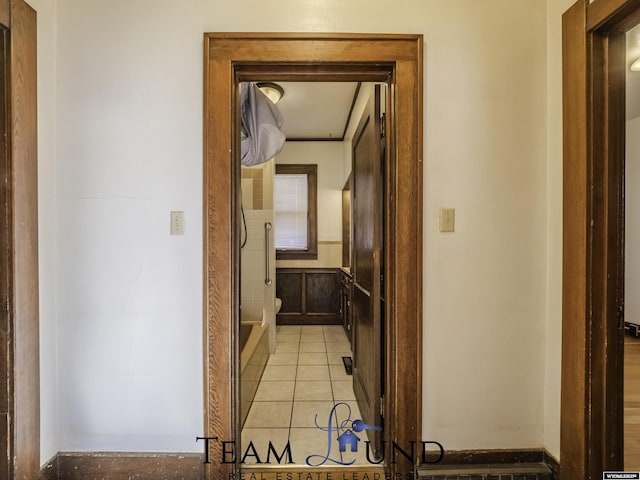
434,447,545,465
40,448,561,480
543,449,561,479
418,448,559,479
40,452,204,480
39,453,59,480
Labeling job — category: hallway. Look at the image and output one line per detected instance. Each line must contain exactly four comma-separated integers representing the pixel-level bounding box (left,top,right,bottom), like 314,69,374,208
25,0,575,474
241,325,372,466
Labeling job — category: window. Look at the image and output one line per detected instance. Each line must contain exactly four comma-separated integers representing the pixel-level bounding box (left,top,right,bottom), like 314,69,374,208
274,164,317,260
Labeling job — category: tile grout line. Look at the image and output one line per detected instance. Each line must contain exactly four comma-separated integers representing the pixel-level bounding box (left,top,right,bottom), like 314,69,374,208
287,326,301,440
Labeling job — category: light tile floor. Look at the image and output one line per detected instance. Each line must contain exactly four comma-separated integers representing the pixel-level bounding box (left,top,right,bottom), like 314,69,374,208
242,325,373,466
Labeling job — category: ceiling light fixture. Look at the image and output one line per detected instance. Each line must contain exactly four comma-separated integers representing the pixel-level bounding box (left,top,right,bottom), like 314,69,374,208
256,82,285,104
632,58,640,71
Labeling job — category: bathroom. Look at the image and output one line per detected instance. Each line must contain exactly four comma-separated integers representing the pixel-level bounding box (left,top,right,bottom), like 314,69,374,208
239,81,384,465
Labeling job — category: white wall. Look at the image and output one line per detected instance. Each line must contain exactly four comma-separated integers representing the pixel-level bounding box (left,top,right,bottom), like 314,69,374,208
276,141,345,269
26,0,59,465
421,4,547,450
44,0,553,459
55,0,204,452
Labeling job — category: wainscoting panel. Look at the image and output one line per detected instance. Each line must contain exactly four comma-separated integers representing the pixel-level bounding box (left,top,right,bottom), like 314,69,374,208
276,268,340,325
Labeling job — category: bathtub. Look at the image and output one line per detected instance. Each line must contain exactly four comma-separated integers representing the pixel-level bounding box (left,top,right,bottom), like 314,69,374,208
240,311,270,428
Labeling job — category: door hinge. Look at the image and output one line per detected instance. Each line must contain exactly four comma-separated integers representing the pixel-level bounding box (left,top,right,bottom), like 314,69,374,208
380,395,385,417
380,113,386,138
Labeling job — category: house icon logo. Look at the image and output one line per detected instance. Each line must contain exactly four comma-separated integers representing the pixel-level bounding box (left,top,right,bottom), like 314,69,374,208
305,403,383,466
337,429,360,452
336,419,383,453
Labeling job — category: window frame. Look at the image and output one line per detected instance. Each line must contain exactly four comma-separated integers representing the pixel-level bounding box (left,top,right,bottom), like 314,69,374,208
274,163,318,260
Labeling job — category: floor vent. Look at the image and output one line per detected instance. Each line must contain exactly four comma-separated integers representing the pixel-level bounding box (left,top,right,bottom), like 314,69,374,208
416,462,553,480
342,356,353,375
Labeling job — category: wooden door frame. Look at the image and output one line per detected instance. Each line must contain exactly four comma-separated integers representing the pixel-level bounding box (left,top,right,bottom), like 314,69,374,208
562,0,639,478
203,33,423,480
0,0,38,478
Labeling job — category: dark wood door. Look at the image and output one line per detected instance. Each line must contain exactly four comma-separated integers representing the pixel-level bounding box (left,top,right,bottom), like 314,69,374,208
352,85,384,455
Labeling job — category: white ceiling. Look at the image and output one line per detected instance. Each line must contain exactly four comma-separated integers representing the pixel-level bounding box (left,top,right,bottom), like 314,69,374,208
273,82,359,140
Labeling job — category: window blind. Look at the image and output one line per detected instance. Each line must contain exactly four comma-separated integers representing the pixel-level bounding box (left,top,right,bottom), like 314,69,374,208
274,173,308,249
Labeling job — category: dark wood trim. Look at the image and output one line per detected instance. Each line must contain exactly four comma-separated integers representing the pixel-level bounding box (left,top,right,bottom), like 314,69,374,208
39,449,560,480
274,163,318,260
419,449,559,479
544,450,561,480
416,465,552,479
204,33,423,480
587,0,640,31
40,452,204,480
562,0,636,478
39,454,59,480
0,23,11,480
234,63,393,83
590,24,626,476
435,448,547,466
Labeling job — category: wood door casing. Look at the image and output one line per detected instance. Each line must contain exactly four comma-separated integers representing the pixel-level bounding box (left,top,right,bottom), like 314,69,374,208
562,0,634,477
204,33,423,479
352,85,384,452
0,1,39,477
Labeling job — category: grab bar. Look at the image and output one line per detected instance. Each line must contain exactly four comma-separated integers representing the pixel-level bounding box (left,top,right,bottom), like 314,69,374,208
264,222,272,285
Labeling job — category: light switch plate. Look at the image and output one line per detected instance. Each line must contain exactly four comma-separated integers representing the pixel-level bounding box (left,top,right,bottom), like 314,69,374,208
439,208,455,232
170,211,185,235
